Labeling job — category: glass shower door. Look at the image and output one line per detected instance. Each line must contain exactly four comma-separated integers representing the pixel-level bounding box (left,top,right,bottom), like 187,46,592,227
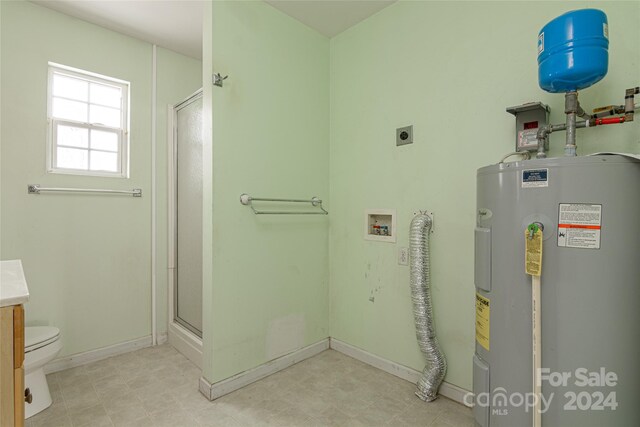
174,91,203,337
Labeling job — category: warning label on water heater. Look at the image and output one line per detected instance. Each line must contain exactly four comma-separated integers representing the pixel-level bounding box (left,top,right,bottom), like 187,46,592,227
475,293,490,351
557,203,602,249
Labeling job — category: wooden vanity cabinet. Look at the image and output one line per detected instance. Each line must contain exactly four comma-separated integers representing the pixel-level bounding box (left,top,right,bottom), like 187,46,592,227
0,304,25,427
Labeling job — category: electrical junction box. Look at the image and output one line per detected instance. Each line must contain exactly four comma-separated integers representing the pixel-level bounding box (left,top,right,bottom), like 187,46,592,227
506,102,550,152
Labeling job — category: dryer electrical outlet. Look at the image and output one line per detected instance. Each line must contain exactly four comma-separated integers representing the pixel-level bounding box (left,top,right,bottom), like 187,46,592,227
396,125,413,146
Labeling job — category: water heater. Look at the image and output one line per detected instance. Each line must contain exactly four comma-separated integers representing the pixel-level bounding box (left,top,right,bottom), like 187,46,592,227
473,7,640,426
473,155,640,426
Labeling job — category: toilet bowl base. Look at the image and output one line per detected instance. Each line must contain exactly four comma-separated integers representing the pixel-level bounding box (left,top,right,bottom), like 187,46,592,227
25,368,53,419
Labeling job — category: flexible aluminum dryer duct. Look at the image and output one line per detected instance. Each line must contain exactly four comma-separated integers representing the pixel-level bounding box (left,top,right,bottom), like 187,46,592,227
409,213,447,401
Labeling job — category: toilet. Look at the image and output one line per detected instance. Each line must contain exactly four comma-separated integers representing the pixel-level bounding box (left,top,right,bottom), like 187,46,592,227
24,326,62,418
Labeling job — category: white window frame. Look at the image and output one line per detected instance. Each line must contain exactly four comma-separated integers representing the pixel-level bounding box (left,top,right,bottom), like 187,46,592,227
47,63,130,178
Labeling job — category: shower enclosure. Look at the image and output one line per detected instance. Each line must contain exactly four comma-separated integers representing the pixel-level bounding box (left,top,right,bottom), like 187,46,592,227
168,90,203,366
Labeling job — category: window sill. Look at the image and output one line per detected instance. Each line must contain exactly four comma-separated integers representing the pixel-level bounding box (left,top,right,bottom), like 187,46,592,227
47,168,128,179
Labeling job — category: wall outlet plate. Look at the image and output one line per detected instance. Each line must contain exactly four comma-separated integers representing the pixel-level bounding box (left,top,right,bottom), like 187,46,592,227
398,247,409,266
396,125,413,146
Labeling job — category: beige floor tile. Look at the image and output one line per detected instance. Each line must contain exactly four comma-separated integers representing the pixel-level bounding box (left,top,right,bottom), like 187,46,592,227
31,413,73,427
68,403,113,427
258,406,325,427
50,386,65,402
83,356,116,371
353,396,411,425
32,346,472,427
311,408,369,427
432,404,474,427
87,365,119,382
150,406,199,427
108,411,154,427
60,380,95,400
101,392,147,420
389,400,444,426
383,383,421,407
93,371,126,387
53,366,85,379
319,387,372,417
174,386,217,413
159,371,195,390
109,415,155,427
28,398,67,421
138,391,180,415
47,372,60,385
28,399,68,425
55,367,93,389
48,376,62,392
64,390,102,412
194,404,246,427
94,381,131,401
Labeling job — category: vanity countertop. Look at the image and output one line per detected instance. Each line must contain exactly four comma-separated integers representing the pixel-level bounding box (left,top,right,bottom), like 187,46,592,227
1,259,30,307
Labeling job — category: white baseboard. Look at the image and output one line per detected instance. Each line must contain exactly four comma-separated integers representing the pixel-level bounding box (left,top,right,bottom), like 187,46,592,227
157,332,168,345
199,338,330,401
329,338,471,407
168,321,202,369
439,380,472,407
44,335,153,374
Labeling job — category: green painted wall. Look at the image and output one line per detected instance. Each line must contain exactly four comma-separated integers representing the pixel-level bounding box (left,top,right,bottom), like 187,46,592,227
329,0,639,391
203,0,330,383
1,0,152,356
202,0,214,377
0,1,201,356
202,0,215,380
3,0,637,393
155,47,202,336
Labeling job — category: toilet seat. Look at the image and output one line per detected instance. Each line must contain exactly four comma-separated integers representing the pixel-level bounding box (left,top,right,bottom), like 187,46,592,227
25,326,60,353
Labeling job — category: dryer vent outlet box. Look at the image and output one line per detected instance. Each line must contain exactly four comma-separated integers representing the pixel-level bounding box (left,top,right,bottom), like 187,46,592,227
365,209,397,242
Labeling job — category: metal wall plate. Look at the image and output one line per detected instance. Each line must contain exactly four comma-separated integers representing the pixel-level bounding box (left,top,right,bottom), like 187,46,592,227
396,125,413,146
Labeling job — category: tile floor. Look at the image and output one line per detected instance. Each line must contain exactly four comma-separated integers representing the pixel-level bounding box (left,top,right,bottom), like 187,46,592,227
27,345,474,427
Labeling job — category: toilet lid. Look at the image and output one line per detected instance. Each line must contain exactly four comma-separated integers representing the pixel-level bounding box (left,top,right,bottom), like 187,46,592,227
25,326,60,352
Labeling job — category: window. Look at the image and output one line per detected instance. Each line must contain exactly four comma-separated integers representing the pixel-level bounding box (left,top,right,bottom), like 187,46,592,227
47,63,129,177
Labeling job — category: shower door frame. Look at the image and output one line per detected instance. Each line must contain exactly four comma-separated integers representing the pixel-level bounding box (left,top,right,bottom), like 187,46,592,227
167,89,203,368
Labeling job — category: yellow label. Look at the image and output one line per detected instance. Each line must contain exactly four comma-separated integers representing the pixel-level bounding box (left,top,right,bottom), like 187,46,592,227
475,293,490,351
525,229,543,276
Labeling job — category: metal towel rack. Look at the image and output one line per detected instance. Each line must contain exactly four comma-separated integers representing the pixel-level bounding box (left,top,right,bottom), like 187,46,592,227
28,184,142,197
240,194,328,215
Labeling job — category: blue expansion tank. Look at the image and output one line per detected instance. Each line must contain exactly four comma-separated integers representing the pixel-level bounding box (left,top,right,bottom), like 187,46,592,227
538,9,609,93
